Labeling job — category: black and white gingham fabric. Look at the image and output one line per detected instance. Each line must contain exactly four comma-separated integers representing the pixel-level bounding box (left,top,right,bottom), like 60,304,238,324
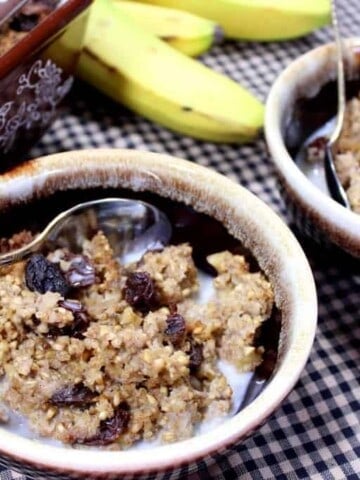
2,1,360,479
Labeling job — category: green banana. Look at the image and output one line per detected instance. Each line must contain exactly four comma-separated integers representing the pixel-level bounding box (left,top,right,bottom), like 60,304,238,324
129,0,331,41
112,1,223,57
77,0,264,143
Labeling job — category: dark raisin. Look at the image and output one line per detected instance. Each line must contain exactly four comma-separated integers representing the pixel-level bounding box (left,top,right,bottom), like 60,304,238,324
58,299,83,313
65,255,96,288
168,303,178,315
23,314,40,334
123,272,158,314
78,402,130,446
10,13,39,32
255,349,277,380
66,309,90,339
25,254,69,296
49,300,91,339
306,135,328,163
10,0,55,31
308,135,328,150
164,313,186,347
0,238,9,253
50,383,96,407
188,340,203,371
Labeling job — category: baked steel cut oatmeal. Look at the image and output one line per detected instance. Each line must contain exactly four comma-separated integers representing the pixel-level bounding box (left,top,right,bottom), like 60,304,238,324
334,94,360,214
305,91,360,213
0,228,274,448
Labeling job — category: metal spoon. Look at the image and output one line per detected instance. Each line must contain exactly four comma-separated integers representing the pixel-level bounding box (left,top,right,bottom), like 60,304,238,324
324,0,350,208
295,1,351,209
0,198,172,267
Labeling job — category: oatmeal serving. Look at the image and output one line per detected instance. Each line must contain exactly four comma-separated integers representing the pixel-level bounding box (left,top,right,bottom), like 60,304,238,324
334,94,360,214
305,92,360,214
0,228,274,448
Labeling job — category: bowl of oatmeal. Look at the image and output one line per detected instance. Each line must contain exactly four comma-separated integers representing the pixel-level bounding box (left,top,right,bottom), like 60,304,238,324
265,38,360,257
0,149,317,478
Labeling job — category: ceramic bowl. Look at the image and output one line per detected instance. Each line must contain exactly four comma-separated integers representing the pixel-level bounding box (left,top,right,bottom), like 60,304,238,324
265,38,360,258
0,149,317,479
0,0,92,171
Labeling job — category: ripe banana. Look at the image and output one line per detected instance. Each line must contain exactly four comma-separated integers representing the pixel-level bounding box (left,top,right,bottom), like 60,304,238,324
77,0,264,143
112,1,223,57
130,0,331,41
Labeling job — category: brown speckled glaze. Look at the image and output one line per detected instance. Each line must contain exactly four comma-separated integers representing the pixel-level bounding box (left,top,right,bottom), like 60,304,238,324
0,149,317,478
265,38,360,258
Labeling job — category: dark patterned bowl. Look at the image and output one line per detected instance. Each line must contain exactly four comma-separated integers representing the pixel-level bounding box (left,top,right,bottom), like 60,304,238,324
0,0,92,172
265,38,360,258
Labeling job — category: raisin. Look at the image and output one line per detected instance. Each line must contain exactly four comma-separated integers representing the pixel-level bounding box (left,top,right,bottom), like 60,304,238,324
0,238,9,253
50,300,91,339
50,383,96,407
306,136,327,163
58,299,83,313
10,13,39,32
10,0,55,31
164,313,186,347
65,255,96,288
65,309,90,339
188,340,203,372
78,402,130,446
168,303,178,315
25,254,69,296
123,272,158,314
255,349,277,380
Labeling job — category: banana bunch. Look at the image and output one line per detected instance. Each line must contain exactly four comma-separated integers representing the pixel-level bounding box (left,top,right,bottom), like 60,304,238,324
130,0,331,41
112,1,223,57
75,0,330,143
77,0,264,143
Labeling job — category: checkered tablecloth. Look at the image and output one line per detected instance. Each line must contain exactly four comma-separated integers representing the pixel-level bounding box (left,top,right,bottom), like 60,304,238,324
1,0,359,479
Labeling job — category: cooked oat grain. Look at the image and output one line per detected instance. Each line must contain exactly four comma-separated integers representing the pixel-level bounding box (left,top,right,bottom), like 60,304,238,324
335,95,360,213
0,231,274,448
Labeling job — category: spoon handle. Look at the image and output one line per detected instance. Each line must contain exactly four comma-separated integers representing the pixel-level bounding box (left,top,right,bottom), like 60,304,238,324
324,145,351,208
323,0,351,209
329,0,346,146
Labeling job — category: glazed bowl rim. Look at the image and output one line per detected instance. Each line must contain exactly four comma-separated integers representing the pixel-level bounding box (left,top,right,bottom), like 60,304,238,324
0,149,317,476
264,38,360,255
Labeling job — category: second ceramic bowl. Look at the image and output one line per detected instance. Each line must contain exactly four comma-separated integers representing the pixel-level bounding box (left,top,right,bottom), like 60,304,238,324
265,38,360,257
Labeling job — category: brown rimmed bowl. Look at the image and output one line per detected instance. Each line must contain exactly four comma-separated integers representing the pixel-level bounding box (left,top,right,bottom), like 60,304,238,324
0,149,317,479
265,38,360,258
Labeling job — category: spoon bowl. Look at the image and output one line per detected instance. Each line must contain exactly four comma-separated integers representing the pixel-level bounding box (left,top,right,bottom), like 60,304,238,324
294,115,350,208
0,198,172,266
295,0,350,209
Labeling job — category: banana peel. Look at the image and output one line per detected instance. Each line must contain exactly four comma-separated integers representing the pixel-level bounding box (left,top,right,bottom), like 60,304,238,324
113,1,223,57
130,0,331,41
